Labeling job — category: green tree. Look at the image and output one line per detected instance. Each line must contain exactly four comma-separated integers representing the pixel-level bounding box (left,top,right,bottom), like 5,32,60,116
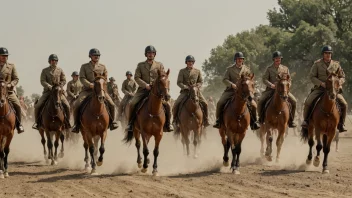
30,93,41,102
16,85,24,97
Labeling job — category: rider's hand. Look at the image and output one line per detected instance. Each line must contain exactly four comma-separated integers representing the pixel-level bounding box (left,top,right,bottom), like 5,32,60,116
6,84,12,88
184,85,190,90
320,82,326,88
271,84,276,89
146,84,151,90
129,93,134,96
47,86,52,90
231,84,237,89
89,83,94,89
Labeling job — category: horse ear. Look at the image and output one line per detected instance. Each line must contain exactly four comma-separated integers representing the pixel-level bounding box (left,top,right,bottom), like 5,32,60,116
250,73,255,80
166,68,170,76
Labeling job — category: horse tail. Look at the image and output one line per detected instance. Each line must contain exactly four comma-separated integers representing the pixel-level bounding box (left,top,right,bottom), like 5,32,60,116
123,130,134,144
173,126,181,140
300,127,309,142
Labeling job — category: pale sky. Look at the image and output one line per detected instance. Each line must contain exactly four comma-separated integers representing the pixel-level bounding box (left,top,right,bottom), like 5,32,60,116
2,0,278,98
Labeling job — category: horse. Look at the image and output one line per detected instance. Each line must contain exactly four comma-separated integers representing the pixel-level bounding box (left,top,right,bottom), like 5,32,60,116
219,73,255,174
79,73,109,175
39,82,66,165
124,69,170,176
301,72,340,174
174,85,203,158
0,80,16,178
120,95,133,129
258,73,291,163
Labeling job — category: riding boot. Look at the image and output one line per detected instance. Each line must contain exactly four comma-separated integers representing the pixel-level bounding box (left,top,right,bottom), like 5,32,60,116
117,104,123,121
13,105,25,134
62,103,72,129
288,101,297,128
301,105,310,128
337,105,347,133
201,103,210,128
71,106,80,133
32,107,40,130
108,104,119,131
163,103,174,132
249,105,260,130
213,118,221,129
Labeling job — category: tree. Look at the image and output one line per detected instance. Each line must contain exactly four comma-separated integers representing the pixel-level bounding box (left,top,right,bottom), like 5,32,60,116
30,93,41,102
16,85,24,97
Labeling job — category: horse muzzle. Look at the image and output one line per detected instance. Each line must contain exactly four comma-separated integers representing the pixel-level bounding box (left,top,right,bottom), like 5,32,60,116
98,96,105,103
164,94,171,101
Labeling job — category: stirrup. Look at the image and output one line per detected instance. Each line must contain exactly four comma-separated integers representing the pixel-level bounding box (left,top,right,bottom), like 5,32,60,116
109,121,119,131
32,123,39,130
17,125,25,134
71,125,80,133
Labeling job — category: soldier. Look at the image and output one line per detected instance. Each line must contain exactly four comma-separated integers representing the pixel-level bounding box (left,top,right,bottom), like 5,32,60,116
66,71,83,104
172,55,210,128
107,77,121,107
118,71,137,120
32,54,71,130
0,48,25,133
71,48,119,133
301,45,347,132
213,52,260,130
257,51,297,128
126,45,174,132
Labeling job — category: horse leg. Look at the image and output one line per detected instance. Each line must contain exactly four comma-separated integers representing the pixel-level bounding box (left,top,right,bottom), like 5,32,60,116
313,129,323,167
135,129,142,168
275,127,285,163
88,135,97,175
335,130,339,152
265,129,273,161
220,128,230,166
93,136,100,161
3,134,13,178
45,131,54,164
229,134,237,172
193,127,201,159
233,133,245,175
322,134,333,174
39,128,48,162
58,133,65,158
83,142,89,170
152,133,162,176
97,132,107,167
0,142,4,179
141,133,149,173
53,132,60,164
259,127,265,158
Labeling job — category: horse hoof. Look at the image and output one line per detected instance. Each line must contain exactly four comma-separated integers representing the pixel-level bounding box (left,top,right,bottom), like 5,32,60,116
152,170,159,176
4,172,9,178
313,159,320,167
96,161,103,167
194,154,198,159
234,170,240,175
141,168,147,173
322,169,330,174
138,163,142,168
91,169,99,175
276,158,280,163
223,161,230,167
265,156,273,162
336,149,339,152
58,152,64,158
51,160,57,166
306,159,312,165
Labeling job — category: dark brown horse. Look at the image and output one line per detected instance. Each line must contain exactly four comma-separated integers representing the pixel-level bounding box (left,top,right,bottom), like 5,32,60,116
39,82,66,165
124,69,170,176
219,74,255,174
0,80,16,178
175,85,203,158
80,73,109,175
259,73,291,163
302,72,340,174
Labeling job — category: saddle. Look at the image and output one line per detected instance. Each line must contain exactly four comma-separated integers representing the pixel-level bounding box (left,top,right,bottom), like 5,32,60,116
307,93,340,120
259,93,292,123
220,96,250,124
77,95,113,123
176,93,205,124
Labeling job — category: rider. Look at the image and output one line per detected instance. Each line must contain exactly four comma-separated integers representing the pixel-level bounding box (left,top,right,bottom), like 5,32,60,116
126,45,174,132
66,71,83,104
107,77,121,107
301,45,347,132
257,51,297,128
0,47,25,133
213,52,260,130
118,71,137,121
71,48,119,133
172,55,210,129
32,54,71,130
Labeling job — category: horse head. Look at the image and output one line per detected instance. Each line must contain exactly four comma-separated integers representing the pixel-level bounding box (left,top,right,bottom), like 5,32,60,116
189,84,200,103
0,79,8,107
51,78,63,109
93,71,107,104
326,70,340,100
152,69,170,101
276,73,291,100
237,73,255,101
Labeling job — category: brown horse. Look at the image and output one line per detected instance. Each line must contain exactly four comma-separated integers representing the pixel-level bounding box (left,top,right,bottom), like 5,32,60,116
80,74,109,175
302,73,340,174
219,74,255,174
175,85,203,158
39,82,66,165
0,80,16,178
259,73,291,162
124,69,170,176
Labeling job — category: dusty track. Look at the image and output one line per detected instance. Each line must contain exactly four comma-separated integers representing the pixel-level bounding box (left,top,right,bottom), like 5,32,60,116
1,122,352,198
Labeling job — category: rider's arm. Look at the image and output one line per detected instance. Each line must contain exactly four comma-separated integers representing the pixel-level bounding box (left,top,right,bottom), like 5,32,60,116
134,64,148,88
309,62,322,86
10,64,19,88
196,70,203,88
262,67,273,88
121,80,129,95
177,69,188,89
337,65,346,85
79,65,92,88
222,68,233,88
60,69,66,86
66,82,75,98
40,69,52,90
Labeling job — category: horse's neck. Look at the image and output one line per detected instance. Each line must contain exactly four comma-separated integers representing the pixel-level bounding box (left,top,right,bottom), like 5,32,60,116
272,91,286,110
89,95,105,112
185,97,199,112
148,92,162,115
46,97,61,114
321,92,336,112
233,93,247,113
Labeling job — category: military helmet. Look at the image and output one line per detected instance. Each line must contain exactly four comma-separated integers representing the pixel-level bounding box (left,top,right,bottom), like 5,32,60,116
71,71,79,76
234,52,245,61
89,48,101,57
272,51,283,59
0,47,9,56
145,45,157,56
321,45,333,54
109,77,115,81
48,54,59,62
126,71,133,76
185,55,195,63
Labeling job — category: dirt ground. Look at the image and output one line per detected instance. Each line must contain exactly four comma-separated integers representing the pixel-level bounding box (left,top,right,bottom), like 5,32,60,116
1,121,352,198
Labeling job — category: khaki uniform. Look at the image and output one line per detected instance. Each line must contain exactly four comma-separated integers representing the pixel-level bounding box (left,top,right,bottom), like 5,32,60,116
257,64,297,123
303,59,347,122
0,62,22,127
118,79,137,118
107,82,121,106
66,79,83,104
128,60,172,127
34,65,70,126
172,67,208,123
215,64,252,118
73,61,116,124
